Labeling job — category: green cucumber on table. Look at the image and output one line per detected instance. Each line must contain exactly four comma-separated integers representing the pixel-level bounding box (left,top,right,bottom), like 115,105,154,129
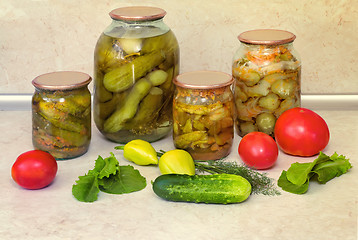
152,173,252,204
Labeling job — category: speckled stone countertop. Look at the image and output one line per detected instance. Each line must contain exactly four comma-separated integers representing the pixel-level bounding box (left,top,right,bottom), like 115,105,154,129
0,109,357,240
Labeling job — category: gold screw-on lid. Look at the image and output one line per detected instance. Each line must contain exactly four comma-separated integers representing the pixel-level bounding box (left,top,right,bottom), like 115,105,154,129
109,6,166,21
238,29,296,45
32,71,92,91
174,71,233,89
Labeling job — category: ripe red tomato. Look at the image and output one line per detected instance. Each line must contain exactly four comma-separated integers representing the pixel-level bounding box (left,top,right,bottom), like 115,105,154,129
274,107,330,157
238,132,278,169
11,150,58,190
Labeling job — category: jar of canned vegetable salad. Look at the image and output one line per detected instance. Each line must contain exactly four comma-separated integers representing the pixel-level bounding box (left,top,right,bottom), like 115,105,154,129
173,71,235,160
32,71,92,160
232,29,301,137
93,6,179,143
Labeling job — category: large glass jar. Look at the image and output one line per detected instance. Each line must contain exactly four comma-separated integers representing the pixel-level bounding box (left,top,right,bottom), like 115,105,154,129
232,29,301,137
32,71,92,160
173,71,235,160
94,6,179,143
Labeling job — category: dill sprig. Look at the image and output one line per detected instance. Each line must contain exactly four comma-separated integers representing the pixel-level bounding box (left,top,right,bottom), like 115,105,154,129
194,160,281,196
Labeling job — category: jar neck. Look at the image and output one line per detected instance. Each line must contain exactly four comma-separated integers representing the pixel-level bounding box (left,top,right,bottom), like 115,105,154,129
34,85,89,94
175,85,232,105
241,42,294,50
104,18,169,38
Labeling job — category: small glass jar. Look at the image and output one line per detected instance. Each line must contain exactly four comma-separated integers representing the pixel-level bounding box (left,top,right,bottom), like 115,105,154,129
173,71,235,160
232,29,301,137
32,71,92,160
94,6,180,143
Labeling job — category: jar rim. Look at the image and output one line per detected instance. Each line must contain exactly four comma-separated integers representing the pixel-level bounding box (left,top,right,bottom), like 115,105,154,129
173,71,233,89
109,6,166,21
32,71,92,91
238,29,296,45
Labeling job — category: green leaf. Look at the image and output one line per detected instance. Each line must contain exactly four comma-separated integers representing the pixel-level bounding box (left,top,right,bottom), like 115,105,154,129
98,153,119,179
99,165,147,194
314,152,331,164
285,152,332,186
278,152,352,194
72,174,100,202
88,154,119,179
286,162,316,186
277,171,309,194
312,153,352,184
92,155,105,173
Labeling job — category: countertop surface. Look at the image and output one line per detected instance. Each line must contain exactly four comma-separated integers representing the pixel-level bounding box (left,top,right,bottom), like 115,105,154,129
0,109,357,240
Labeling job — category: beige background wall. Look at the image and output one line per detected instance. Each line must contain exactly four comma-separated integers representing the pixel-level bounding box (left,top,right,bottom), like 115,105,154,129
0,0,357,94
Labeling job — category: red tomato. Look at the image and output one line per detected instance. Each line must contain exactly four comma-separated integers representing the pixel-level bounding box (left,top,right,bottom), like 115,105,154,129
11,150,58,190
274,107,330,157
238,132,278,169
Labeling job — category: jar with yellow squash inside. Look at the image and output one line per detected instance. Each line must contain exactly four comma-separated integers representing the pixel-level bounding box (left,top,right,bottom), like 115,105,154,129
94,6,179,143
232,29,301,137
173,71,235,161
32,71,92,160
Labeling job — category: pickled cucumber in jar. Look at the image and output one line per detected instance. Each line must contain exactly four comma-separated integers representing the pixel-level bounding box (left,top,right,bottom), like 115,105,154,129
31,71,92,159
232,29,301,137
93,7,179,143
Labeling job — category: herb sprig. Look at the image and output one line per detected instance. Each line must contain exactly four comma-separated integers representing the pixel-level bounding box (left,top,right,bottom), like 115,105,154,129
195,160,281,196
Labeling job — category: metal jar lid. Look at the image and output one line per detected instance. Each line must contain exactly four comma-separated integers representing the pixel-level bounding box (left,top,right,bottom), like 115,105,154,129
173,71,233,89
238,29,296,45
32,71,92,91
109,6,166,21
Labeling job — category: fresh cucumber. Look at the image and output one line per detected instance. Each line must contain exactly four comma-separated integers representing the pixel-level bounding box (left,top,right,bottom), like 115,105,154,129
152,174,252,204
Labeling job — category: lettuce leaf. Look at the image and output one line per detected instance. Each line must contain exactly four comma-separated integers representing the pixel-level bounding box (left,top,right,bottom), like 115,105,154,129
278,152,352,194
278,170,310,194
312,153,352,184
286,162,316,186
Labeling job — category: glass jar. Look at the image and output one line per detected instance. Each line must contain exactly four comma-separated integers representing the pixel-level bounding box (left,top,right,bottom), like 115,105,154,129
94,6,180,143
232,29,301,137
32,71,92,160
173,71,235,160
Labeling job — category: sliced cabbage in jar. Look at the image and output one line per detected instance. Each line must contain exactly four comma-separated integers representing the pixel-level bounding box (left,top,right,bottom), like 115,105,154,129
262,72,298,84
246,80,271,98
235,98,262,121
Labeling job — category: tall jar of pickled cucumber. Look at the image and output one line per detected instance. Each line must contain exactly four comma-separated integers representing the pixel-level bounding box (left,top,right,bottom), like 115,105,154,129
232,29,301,137
173,71,235,160
94,6,179,143
32,71,92,160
